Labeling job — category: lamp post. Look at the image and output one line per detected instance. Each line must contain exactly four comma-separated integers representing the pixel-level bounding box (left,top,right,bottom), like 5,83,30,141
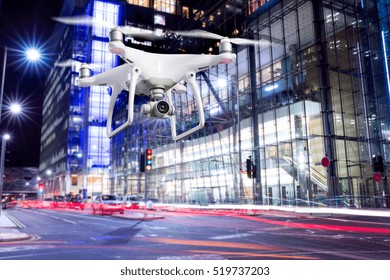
0,133,10,215
0,46,41,124
0,47,8,126
0,46,40,214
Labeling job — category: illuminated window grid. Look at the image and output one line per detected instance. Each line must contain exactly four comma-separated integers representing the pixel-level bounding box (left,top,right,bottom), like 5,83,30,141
127,0,149,8
93,1,119,38
154,0,176,14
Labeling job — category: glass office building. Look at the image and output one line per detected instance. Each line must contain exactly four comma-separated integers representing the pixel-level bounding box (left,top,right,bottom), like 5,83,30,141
40,0,120,197
41,0,390,208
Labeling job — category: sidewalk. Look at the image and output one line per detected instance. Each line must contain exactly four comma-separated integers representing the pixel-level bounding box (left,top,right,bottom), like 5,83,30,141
0,212,30,242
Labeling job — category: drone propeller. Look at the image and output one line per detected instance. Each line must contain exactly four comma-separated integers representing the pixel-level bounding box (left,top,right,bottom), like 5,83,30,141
52,15,115,29
52,15,163,41
116,26,164,41
55,59,101,71
174,29,271,47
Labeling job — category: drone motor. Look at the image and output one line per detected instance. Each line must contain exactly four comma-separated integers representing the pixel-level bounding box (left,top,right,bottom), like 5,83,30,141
79,63,91,78
109,29,123,43
219,38,233,54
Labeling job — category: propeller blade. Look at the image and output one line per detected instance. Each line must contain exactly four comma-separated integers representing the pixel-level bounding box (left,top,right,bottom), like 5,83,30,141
174,29,223,40
229,38,271,47
54,59,78,68
52,15,115,29
116,26,164,40
175,29,272,47
55,59,101,71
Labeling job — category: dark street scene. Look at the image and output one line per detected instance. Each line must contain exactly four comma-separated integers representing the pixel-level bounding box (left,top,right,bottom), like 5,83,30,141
1,0,390,279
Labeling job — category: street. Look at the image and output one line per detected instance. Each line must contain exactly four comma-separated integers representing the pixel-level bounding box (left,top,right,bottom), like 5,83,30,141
1,207,390,260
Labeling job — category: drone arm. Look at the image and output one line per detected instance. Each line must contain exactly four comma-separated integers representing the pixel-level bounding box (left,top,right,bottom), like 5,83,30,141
168,72,205,141
106,67,141,138
77,64,132,88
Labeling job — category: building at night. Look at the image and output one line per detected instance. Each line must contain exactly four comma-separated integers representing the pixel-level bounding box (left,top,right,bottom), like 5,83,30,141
40,0,390,208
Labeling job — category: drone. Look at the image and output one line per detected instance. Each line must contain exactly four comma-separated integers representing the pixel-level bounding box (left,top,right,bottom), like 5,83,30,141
53,16,270,141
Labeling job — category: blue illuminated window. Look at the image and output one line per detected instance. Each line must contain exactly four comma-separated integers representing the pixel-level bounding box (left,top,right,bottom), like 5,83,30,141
88,0,120,168
93,1,119,38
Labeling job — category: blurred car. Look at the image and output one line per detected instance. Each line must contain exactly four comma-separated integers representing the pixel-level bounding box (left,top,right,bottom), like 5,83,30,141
121,195,140,209
2,199,17,209
19,200,37,208
1,197,17,209
92,194,124,215
67,196,85,210
52,195,66,208
41,197,53,208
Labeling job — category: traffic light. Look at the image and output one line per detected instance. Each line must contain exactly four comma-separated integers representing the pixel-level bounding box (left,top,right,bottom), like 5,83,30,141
140,154,145,172
246,157,252,178
373,154,384,173
38,184,44,194
145,149,153,171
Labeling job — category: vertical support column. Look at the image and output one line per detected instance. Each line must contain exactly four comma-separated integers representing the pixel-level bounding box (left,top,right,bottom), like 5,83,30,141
313,0,338,200
231,73,243,203
82,5,93,198
248,32,262,204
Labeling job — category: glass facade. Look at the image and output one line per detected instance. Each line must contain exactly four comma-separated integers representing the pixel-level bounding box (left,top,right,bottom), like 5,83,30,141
41,0,390,209
40,0,120,197
108,0,390,208
86,1,119,196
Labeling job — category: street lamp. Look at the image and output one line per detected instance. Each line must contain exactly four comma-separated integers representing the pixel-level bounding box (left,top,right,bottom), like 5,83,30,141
10,103,22,114
26,48,41,62
0,46,41,125
0,133,10,215
0,46,40,214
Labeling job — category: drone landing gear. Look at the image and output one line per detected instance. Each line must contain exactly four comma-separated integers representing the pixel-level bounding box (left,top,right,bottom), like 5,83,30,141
167,72,205,141
106,67,141,138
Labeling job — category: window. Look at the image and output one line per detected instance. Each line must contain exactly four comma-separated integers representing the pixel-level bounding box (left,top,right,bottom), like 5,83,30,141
182,6,189,18
247,0,271,15
127,0,149,8
238,76,250,92
93,1,119,38
154,0,176,14
154,14,166,25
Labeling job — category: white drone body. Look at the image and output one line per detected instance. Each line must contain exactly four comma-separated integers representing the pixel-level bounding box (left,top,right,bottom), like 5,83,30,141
54,16,269,140
77,30,236,140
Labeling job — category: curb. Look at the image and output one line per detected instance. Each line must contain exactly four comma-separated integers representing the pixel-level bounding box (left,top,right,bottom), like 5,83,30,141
0,212,31,242
0,228,31,242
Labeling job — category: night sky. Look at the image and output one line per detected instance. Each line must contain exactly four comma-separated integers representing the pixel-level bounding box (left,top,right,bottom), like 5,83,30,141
0,0,64,167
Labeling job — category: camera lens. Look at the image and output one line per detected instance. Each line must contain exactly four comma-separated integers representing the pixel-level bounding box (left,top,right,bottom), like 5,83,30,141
156,101,170,114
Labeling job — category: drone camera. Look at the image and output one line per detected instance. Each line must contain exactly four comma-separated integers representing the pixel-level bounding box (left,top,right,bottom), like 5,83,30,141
141,100,175,119
156,100,171,114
